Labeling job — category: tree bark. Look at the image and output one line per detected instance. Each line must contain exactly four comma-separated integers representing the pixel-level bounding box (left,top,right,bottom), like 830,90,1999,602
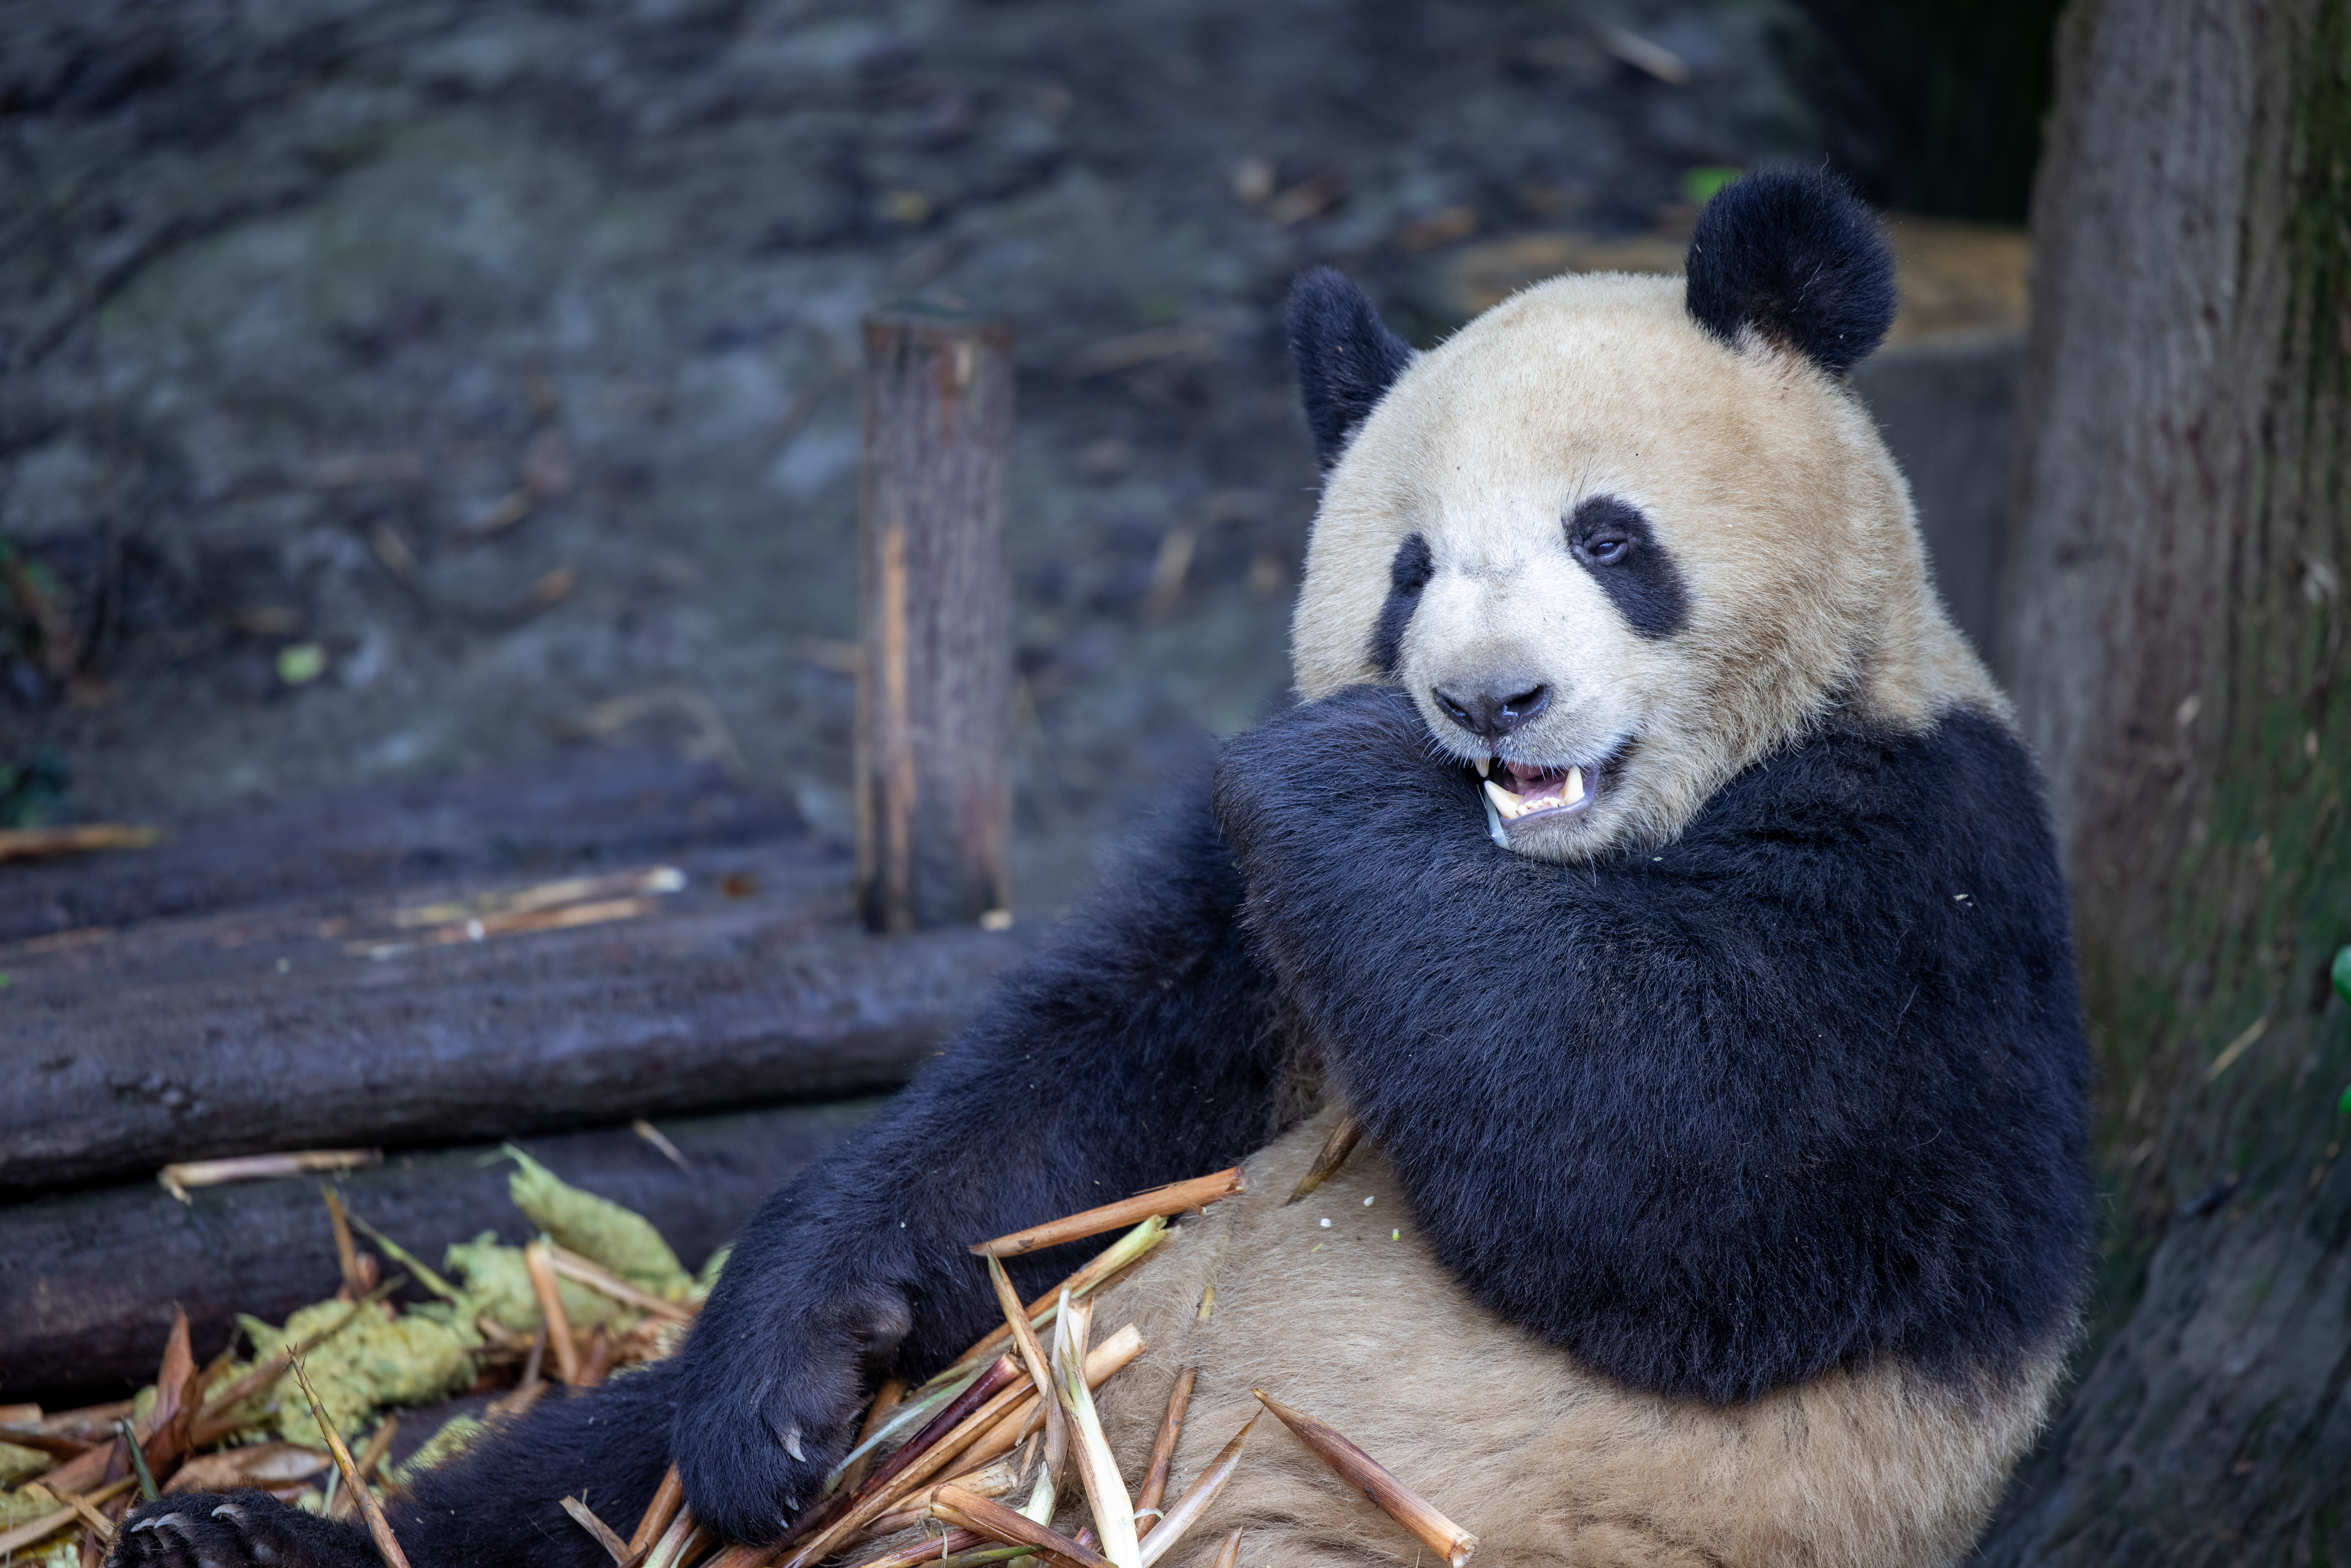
856,305,1016,934
1980,0,2350,1559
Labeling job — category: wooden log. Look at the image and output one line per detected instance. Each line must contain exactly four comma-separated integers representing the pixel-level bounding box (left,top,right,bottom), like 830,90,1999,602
857,303,1016,934
0,910,1013,1195
0,753,1025,1194
0,1101,879,1404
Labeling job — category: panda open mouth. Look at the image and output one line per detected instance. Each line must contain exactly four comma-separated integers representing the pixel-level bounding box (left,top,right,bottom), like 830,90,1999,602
1476,755,1605,824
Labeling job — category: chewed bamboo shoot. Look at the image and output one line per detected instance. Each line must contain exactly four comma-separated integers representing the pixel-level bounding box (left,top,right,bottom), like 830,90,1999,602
1251,1390,1476,1568
934,1218,1169,1385
1130,1367,1194,1525
933,1484,1116,1568
969,1171,1245,1258
291,1357,412,1568
1049,1297,1140,1568
1284,1115,1363,1205
988,1255,1072,1527
1138,1415,1254,1568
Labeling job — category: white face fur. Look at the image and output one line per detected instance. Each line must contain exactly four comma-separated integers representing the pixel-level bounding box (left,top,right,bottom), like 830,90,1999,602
1290,272,1999,864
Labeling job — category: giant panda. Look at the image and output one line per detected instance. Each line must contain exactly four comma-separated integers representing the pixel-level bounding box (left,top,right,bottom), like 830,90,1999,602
112,169,2090,1568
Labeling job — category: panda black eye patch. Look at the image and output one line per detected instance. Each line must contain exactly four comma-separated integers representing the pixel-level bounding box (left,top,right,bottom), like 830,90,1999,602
1367,532,1434,676
1566,496,1690,639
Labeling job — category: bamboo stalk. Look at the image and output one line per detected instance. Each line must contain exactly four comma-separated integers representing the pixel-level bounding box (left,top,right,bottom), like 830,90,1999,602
626,1465,687,1564
291,1357,412,1568
853,1527,986,1568
31,1483,116,1544
1130,1368,1194,1525
849,1358,1024,1510
781,1357,1026,1568
25,1436,117,1500
117,1417,159,1500
784,1331,1139,1568
985,1257,1069,1526
524,1242,582,1384
702,1546,776,1568
864,1456,1024,1536
1284,1115,1363,1205
1048,1299,1138,1568
563,1495,636,1564
0,1426,92,1459
970,1173,1245,1259
962,1324,1144,1482
1205,1528,1243,1568
833,1367,987,1490
157,1149,382,1203
928,1548,1036,1568
1137,1415,1254,1568
545,1243,697,1322
640,1508,706,1568
932,1218,1169,1390
329,1417,400,1520
0,1479,132,1556
925,1327,1148,1490
0,823,159,862
323,1187,369,1299
932,1485,1115,1568
343,1208,461,1300
840,1378,908,1494
1250,1391,1475,1568
577,1326,615,1387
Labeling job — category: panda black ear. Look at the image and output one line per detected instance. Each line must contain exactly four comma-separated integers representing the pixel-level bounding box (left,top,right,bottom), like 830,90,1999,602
1684,168,1896,376
1286,268,1416,469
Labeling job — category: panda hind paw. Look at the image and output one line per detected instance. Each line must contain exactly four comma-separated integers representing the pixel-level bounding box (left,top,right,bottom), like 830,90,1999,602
109,1490,384,1568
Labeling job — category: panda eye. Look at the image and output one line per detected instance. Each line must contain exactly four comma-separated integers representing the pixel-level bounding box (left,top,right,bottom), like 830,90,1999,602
1583,532,1630,566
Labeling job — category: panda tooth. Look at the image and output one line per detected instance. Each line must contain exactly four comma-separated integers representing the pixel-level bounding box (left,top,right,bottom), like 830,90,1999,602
1565,765,1585,805
1481,778,1518,818
1475,757,1490,778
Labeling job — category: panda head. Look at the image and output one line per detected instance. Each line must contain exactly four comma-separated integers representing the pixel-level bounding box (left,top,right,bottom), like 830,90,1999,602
1285,168,1999,864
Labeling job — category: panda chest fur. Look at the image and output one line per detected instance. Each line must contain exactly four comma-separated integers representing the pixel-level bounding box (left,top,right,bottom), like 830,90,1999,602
1088,1111,2064,1568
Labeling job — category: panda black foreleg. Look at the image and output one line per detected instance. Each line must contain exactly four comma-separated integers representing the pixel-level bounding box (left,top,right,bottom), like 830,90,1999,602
105,778,1297,1564
110,1357,679,1568
664,774,1304,1545
1212,683,2090,1407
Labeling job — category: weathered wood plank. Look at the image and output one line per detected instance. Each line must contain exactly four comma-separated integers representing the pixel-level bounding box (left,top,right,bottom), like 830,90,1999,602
0,753,1024,1194
0,1101,881,1403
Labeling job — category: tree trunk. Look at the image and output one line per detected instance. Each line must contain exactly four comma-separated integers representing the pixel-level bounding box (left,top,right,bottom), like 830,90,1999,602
1979,0,2350,1560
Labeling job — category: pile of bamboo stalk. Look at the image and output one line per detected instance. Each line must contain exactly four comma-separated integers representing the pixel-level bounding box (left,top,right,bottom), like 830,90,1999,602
2,1146,1475,1568
0,1165,705,1565
570,1162,1476,1568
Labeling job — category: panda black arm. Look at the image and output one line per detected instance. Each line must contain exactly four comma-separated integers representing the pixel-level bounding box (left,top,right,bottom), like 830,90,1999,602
1212,685,2092,1404
667,773,1299,1543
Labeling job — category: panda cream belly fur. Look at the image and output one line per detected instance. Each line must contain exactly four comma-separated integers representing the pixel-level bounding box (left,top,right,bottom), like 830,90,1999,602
1075,1110,2062,1568
110,172,2088,1568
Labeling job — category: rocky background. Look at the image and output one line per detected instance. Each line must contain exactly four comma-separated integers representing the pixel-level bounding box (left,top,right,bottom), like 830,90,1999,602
0,0,2030,917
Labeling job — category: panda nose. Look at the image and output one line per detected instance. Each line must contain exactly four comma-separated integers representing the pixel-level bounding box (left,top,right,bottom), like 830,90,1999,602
1433,680,1550,742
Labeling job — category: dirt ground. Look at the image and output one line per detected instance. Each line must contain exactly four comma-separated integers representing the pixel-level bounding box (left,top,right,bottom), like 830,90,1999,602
3,0,1942,917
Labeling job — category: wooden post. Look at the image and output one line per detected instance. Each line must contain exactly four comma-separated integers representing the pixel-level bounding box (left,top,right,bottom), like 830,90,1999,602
856,303,1015,934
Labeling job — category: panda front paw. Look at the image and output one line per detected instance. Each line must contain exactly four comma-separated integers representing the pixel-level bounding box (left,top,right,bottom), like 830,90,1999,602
669,1280,912,1545
110,1490,379,1568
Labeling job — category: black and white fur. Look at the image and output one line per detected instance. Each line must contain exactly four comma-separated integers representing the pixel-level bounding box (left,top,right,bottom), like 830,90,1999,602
114,169,2089,1568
